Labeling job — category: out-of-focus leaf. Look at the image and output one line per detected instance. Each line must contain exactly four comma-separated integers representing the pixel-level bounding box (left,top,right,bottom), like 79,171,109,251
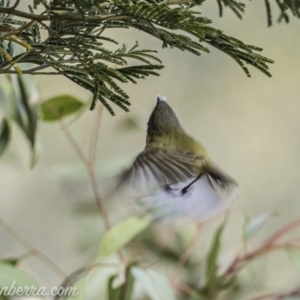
99,215,151,257
115,115,144,132
47,155,135,182
189,293,205,300
286,248,300,268
0,119,10,157
0,258,18,266
64,277,86,300
243,213,270,240
206,219,227,284
0,75,38,165
5,76,38,151
131,268,176,300
108,265,135,300
41,95,84,121
0,263,39,288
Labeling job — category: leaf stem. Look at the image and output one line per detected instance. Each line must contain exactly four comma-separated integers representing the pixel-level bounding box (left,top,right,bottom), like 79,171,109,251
170,222,203,282
0,215,66,279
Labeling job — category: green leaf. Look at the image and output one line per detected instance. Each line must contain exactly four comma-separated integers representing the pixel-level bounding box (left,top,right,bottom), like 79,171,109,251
65,277,87,300
131,268,176,300
0,258,18,266
0,75,38,157
286,249,300,268
99,215,151,257
243,213,270,240
0,263,39,289
41,95,85,121
13,76,38,151
108,265,135,300
206,219,227,284
188,293,205,300
115,115,144,132
0,119,10,157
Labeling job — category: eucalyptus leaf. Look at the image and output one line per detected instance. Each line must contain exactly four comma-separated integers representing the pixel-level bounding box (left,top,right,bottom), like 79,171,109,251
243,213,270,240
65,277,87,300
206,219,227,284
189,293,205,300
12,76,38,151
0,258,18,266
41,95,85,121
99,215,151,257
286,248,300,268
108,265,135,300
0,263,39,289
0,119,10,157
0,75,38,165
131,268,176,300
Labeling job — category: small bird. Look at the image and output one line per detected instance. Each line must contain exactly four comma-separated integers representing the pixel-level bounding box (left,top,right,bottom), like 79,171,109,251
119,95,238,221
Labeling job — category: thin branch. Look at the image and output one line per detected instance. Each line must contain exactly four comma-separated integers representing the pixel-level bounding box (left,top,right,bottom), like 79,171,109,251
0,215,66,279
171,222,203,282
58,121,89,165
0,70,62,75
56,112,112,231
52,107,126,264
0,7,131,22
1,20,37,36
250,288,300,300
172,281,196,296
224,216,300,278
164,0,192,4
262,217,300,248
11,0,20,10
89,104,104,168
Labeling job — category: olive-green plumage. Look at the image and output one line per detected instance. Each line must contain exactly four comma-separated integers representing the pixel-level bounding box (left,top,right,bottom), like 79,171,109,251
146,98,209,158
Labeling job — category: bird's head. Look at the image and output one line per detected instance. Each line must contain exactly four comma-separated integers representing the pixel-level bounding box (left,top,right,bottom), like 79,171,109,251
147,95,182,137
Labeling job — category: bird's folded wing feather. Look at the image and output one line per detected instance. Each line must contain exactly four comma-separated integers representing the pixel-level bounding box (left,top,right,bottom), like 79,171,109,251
118,148,203,193
117,148,238,221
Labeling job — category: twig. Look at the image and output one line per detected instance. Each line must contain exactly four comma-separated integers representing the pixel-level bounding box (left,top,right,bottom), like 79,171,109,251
250,288,300,300
57,119,112,231
51,105,126,264
89,104,104,166
172,281,196,296
0,7,131,22
0,215,66,279
262,217,300,248
58,121,89,165
171,222,203,282
0,20,36,35
11,0,20,10
164,0,192,4
224,216,300,278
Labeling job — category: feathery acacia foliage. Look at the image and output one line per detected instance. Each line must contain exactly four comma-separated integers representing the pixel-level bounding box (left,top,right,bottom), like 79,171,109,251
0,0,281,115
217,0,300,26
0,0,300,114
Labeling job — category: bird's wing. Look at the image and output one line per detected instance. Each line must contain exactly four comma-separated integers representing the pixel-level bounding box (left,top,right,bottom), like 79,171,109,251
117,149,238,221
118,148,204,194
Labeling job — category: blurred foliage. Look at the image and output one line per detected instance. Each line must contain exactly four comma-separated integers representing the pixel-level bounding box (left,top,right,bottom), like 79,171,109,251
217,0,300,26
1,78,300,298
1,1,300,300
0,0,279,115
0,74,38,166
40,94,86,121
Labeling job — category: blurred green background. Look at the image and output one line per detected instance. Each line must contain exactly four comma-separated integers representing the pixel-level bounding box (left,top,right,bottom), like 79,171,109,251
1,1,300,299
